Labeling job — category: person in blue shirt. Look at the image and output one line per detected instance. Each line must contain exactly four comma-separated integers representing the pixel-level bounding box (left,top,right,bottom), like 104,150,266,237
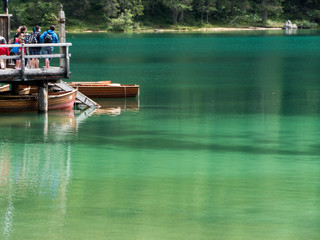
40,25,59,68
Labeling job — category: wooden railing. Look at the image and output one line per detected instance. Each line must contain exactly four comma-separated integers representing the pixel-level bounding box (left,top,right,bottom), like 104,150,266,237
0,43,72,82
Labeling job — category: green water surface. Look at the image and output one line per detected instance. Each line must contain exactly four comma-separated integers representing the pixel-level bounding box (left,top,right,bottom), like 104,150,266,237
1,30,320,240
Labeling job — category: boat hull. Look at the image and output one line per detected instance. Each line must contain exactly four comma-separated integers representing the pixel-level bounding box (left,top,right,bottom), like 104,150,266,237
69,82,139,98
0,90,77,112
18,85,31,95
0,84,10,92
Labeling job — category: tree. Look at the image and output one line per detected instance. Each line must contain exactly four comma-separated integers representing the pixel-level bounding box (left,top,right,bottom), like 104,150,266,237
110,9,134,31
6,0,320,30
118,0,144,17
230,0,250,15
259,0,283,23
11,1,59,27
162,0,193,24
103,0,120,18
195,0,217,23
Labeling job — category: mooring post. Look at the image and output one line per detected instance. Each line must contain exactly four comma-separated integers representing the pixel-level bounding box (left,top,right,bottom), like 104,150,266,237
59,5,66,43
59,4,66,70
38,82,48,113
21,43,25,80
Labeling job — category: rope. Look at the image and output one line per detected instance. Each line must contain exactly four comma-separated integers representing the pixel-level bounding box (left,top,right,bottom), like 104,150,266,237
124,86,127,110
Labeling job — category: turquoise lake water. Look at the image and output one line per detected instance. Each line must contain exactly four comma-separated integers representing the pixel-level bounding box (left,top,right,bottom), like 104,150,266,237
1,30,320,239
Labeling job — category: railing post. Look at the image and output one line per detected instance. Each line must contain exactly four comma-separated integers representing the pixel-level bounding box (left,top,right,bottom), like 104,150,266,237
21,43,25,80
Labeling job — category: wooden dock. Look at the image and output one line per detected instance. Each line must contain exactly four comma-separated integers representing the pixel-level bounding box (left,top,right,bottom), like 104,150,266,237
0,42,99,111
0,43,71,82
0,6,99,112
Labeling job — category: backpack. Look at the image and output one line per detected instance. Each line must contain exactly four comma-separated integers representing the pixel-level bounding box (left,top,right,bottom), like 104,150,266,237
44,32,53,43
24,34,31,44
11,42,19,54
29,32,38,44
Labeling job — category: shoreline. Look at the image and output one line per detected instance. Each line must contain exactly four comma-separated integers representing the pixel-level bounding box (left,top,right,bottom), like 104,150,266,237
70,27,283,33
148,27,282,32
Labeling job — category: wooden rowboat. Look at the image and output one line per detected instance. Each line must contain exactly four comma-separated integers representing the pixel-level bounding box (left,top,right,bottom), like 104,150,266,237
0,85,30,95
68,81,139,98
0,84,10,92
18,85,31,95
0,89,77,112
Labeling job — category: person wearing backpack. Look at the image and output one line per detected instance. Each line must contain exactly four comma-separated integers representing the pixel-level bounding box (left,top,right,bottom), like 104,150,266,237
29,26,42,69
40,25,59,68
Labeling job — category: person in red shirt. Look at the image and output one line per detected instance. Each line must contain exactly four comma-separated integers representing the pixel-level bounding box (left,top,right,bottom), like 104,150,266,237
0,37,9,69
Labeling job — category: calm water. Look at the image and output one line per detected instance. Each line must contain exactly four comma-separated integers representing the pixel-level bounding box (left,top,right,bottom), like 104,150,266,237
1,30,320,239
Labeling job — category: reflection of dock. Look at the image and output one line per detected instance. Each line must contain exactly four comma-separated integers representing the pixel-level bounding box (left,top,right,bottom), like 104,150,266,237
0,138,72,239
0,110,77,135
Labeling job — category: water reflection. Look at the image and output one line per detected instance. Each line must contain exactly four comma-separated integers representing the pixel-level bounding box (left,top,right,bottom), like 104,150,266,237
93,98,139,116
0,105,141,239
0,139,74,240
284,29,298,35
0,111,76,130
0,110,82,239
0,108,101,143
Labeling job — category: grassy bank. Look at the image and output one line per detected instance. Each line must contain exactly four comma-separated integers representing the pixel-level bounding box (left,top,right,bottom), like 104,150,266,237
64,19,319,33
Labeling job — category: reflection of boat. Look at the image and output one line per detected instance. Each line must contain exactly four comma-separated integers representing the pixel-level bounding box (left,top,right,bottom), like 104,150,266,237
68,81,139,98
93,98,139,116
96,98,139,110
94,107,122,116
0,84,10,92
0,110,76,131
0,89,77,112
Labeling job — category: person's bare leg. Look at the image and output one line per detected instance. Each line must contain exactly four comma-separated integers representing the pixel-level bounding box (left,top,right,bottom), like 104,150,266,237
45,59,50,68
35,59,39,69
30,59,35,69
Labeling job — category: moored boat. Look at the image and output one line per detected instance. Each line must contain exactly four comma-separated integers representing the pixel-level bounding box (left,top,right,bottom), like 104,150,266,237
18,85,31,95
68,81,139,98
0,84,10,92
0,89,77,112
0,85,31,95
48,90,77,110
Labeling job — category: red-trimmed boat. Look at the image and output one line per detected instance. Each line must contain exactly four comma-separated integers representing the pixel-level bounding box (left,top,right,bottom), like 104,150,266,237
68,81,139,98
0,89,77,112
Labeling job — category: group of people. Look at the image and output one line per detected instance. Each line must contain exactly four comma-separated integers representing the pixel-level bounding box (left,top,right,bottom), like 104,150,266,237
0,24,59,70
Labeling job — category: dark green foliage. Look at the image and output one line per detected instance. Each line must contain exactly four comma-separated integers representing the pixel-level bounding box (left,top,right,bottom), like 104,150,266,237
2,0,319,30
10,1,59,28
